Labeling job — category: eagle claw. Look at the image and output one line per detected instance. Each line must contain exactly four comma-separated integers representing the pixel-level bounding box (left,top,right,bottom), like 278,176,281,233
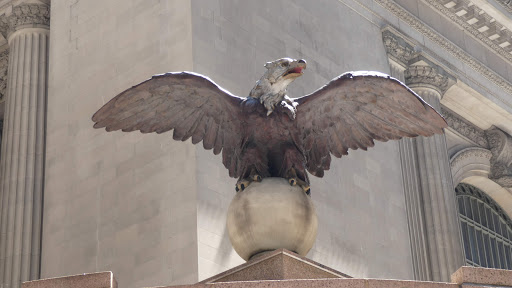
235,179,251,192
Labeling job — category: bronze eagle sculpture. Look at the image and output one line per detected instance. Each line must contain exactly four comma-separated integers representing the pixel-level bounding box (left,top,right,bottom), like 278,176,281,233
92,58,447,195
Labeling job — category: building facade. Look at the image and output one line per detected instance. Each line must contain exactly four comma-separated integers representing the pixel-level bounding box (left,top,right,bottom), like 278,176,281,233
0,0,512,288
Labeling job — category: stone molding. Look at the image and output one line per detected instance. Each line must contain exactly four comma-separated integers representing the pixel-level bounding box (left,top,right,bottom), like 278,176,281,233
0,47,8,103
427,0,512,64
495,0,512,14
0,4,49,38
485,126,512,187
376,0,512,107
441,107,489,148
405,66,452,94
450,147,492,185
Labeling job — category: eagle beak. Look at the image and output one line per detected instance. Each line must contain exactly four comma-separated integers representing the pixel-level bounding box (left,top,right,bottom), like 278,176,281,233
284,59,307,77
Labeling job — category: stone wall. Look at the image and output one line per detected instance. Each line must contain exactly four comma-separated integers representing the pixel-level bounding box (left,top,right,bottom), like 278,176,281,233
42,1,197,287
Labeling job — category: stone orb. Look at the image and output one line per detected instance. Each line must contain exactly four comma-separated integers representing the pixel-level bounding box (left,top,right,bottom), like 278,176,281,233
226,177,318,261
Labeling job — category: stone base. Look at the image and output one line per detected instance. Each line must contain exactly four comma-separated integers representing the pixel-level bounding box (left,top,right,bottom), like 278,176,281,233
200,249,349,283
20,263,512,288
22,272,116,288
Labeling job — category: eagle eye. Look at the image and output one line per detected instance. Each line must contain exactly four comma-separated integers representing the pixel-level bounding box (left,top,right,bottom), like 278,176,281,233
280,62,288,67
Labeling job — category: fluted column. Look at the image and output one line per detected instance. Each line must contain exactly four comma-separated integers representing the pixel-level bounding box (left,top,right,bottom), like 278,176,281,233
0,3,49,288
405,65,464,282
383,27,431,281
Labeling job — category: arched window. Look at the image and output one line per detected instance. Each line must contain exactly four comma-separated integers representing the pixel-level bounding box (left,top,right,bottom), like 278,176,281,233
456,183,512,269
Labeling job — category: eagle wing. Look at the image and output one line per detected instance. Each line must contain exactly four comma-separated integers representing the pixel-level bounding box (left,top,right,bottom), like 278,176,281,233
294,71,447,177
92,72,245,177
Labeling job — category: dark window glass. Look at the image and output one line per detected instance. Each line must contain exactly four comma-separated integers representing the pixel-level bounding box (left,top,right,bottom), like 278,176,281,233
491,237,499,268
498,242,506,269
486,208,495,230
468,225,479,264
476,229,486,266
506,245,512,269
456,184,512,270
459,198,465,217
479,202,487,227
472,199,480,223
461,221,472,261
465,197,473,220
494,213,502,236
484,233,493,266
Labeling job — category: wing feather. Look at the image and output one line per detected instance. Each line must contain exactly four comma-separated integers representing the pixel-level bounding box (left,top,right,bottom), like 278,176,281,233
295,71,447,177
92,72,245,176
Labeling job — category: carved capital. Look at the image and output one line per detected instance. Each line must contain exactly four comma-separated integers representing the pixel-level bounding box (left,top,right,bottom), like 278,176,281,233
441,107,488,148
405,65,452,95
382,28,416,68
485,126,512,187
0,4,50,39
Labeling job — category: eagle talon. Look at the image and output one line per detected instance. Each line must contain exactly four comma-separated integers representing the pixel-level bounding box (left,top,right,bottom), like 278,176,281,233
236,179,251,192
252,174,262,182
288,178,297,186
304,186,311,196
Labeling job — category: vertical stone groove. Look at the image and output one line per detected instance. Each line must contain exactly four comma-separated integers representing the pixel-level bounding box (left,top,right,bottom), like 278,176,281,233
0,27,49,288
389,62,432,281
412,88,464,282
0,35,17,283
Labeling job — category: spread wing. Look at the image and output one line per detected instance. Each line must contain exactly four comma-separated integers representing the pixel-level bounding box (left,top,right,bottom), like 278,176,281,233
92,72,245,177
294,71,447,177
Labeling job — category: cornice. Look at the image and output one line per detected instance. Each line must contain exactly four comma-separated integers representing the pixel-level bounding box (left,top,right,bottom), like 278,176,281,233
494,0,512,14
426,0,512,64
0,3,49,38
441,107,489,148
376,0,512,109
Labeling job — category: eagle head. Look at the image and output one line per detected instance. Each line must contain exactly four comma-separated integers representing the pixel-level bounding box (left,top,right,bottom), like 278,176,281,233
264,58,307,88
248,58,307,117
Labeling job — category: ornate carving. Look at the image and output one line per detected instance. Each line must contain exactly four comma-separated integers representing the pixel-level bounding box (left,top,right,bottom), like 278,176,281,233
450,147,492,185
376,0,512,108
0,4,50,38
0,48,8,102
424,0,512,65
485,126,512,187
441,107,488,147
382,29,416,67
405,66,451,94
450,147,492,169
494,0,512,14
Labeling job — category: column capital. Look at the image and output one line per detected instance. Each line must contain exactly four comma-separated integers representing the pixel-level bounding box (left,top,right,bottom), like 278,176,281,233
0,3,49,40
404,65,453,96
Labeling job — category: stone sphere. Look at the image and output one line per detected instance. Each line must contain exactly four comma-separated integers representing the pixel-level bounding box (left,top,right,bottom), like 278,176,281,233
226,177,318,261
